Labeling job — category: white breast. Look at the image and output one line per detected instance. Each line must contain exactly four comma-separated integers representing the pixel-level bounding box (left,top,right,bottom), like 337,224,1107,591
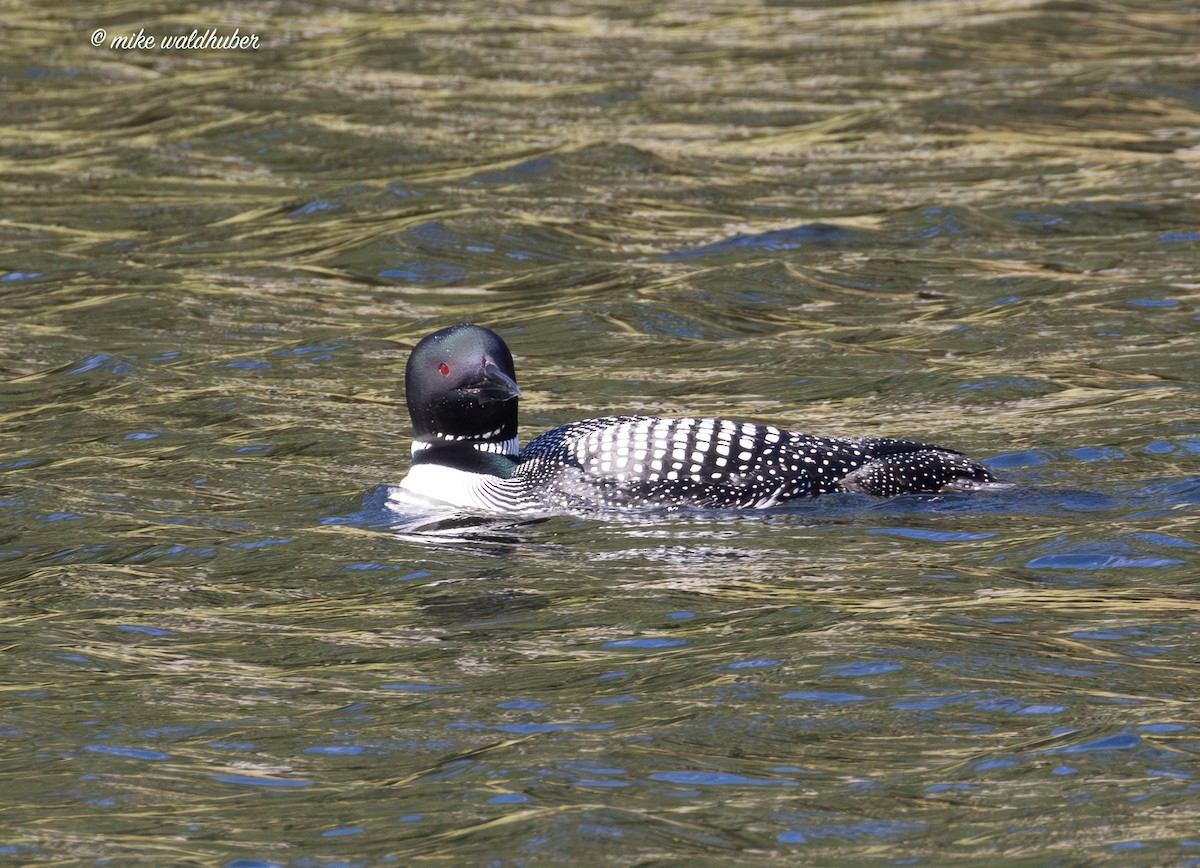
393,463,501,511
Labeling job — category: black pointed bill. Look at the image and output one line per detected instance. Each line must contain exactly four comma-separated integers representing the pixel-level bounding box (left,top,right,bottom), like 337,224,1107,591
466,363,521,403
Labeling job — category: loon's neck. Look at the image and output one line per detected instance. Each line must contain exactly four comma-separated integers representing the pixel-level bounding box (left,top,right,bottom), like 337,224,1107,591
412,434,520,458
411,441,520,478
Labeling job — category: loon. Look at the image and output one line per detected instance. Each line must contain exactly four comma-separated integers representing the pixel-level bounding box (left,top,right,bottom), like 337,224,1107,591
394,323,1003,513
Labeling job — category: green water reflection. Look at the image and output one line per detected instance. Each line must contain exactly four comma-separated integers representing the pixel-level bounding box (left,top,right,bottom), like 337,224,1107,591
1,0,1198,863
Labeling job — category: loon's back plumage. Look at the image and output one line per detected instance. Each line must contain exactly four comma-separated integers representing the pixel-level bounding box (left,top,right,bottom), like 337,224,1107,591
396,324,1003,514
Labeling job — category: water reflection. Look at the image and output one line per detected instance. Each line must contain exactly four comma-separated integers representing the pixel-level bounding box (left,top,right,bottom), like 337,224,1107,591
1,0,1199,863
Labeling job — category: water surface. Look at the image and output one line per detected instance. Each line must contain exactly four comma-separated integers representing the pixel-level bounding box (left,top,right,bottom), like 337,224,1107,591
2,0,1199,864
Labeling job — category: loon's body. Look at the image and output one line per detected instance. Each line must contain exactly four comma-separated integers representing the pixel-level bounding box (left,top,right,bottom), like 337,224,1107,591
394,324,1002,514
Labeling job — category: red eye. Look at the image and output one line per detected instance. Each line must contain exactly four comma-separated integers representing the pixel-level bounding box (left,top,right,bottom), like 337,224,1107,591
438,363,450,376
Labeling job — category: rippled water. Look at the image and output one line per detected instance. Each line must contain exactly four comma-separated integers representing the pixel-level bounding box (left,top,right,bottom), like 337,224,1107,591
3,1,1199,864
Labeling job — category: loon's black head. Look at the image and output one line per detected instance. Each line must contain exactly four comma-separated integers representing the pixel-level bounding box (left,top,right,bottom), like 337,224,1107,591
405,323,521,455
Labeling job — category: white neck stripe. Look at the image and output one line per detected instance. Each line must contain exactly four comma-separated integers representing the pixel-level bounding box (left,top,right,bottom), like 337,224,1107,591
412,436,520,457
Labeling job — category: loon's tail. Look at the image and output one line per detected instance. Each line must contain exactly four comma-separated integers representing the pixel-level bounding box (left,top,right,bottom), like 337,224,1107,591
836,448,1009,497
